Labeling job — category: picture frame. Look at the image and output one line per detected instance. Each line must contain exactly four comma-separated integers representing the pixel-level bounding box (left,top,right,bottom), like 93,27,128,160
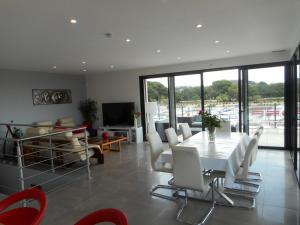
32,89,72,105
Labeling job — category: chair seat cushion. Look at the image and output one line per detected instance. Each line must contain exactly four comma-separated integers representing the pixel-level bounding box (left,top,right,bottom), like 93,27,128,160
0,207,39,225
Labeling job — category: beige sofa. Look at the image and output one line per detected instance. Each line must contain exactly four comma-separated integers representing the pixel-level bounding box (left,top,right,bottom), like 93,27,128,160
23,120,103,165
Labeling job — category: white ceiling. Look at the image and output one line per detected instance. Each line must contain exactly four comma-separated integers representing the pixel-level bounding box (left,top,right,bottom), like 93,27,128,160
0,0,299,75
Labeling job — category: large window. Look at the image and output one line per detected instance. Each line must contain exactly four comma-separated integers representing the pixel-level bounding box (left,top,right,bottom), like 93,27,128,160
141,63,288,149
145,77,169,141
248,66,285,147
203,69,239,132
174,74,201,133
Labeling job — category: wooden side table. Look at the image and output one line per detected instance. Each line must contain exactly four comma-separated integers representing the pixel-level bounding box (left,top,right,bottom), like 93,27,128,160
88,136,127,152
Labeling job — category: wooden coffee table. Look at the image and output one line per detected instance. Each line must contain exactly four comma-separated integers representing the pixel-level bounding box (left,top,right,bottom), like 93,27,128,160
88,136,127,152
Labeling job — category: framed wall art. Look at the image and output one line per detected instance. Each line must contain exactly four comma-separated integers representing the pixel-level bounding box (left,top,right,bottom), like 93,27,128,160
32,89,72,105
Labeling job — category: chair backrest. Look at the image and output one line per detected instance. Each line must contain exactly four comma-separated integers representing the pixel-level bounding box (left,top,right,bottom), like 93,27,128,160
251,126,263,165
147,132,164,171
179,123,192,140
241,135,258,178
58,117,76,127
74,208,129,225
165,128,179,147
0,188,47,225
216,120,231,134
172,146,205,191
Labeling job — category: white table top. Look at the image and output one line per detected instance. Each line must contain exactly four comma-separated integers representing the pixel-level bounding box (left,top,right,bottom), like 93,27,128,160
161,131,249,172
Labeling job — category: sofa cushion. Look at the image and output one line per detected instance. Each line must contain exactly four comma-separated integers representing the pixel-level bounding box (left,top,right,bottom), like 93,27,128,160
58,117,75,126
35,120,53,133
25,127,48,137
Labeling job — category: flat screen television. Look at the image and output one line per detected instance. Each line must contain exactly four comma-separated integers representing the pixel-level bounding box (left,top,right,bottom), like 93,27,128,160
102,102,135,126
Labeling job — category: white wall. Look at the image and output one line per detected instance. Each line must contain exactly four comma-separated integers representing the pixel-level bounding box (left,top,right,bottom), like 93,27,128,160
86,51,290,126
0,69,86,126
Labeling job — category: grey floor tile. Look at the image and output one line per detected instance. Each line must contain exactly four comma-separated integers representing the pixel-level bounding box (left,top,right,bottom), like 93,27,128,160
40,145,299,225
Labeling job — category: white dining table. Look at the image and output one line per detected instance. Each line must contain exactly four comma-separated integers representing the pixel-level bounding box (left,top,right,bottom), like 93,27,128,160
160,131,251,205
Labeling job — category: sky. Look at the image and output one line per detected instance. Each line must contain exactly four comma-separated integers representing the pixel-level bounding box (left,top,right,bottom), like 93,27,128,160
147,66,285,87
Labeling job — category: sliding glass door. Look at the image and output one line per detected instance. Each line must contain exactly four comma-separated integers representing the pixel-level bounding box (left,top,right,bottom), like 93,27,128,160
144,77,170,141
141,63,287,148
174,74,201,134
248,66,285,147
203,69,240,132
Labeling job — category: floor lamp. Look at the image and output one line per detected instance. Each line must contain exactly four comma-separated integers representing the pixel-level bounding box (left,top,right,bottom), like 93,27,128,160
145,102,157,134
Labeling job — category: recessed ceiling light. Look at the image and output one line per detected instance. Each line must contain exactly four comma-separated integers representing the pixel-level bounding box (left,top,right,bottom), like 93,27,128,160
83,69,87,72
226,50,230,53
156,49,161,53
177,56,182,60
82,61,86,64
52,66,57,69
215,40,220,44
70,19,77,24
110,65,115,69
105,33,112,38
196,24,202,28
125,38,131,43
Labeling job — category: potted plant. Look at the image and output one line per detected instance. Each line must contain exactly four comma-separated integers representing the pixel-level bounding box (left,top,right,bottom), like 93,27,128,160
133,112,141,128
78,99,98,136
198,110,222,142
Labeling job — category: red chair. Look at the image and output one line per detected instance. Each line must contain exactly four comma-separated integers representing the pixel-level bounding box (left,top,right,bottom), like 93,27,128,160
0,188,47,225
74,208,129,225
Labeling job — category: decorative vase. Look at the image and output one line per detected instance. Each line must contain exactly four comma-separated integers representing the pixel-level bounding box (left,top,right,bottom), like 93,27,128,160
134,118,138,128
207,127,216,142
102,132,110,141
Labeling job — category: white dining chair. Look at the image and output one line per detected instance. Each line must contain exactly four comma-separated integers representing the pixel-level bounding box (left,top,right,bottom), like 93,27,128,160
248,126,264,181
216,120,231,134
179,123,192,140
147,131,179,200
172,145,215,225
165,127,180,148
229,135,261,194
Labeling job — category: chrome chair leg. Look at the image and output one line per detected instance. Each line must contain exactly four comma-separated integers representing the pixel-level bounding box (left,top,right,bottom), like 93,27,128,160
225,180,260,195
150,184,181,201
176,181,215,225
246,171,263,182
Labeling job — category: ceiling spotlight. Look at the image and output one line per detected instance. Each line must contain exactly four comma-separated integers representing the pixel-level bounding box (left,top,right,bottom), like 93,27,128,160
83,69,87,72
105,33,112,38
156,49,161,53
52,66,57,69
226,50,230,53
110,65,115,69
196,24,202,28
70,19,77,24
215,40,220,44
82,61,86,64
177,56,182,60
125,38,131,43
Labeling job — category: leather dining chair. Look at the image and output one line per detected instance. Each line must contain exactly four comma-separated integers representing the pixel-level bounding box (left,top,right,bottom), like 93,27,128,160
247,126,264,181
179,123,192,140
172,145,215,225
216,120,231,134
165,127,180,148
147,132,179,200
229,135,261,194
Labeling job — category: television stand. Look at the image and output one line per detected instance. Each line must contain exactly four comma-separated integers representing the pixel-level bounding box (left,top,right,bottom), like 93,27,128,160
98,126,143,144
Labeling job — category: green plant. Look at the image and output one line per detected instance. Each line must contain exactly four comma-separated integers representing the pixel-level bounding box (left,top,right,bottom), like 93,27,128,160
198,110,222,128
133,112,141,119
12,127,23,138
78,99,98,122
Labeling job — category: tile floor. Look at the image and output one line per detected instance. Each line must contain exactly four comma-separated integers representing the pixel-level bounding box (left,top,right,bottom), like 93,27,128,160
42,143,299,225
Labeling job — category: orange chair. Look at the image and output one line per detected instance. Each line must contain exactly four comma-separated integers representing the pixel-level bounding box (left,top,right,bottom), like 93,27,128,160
74,208,129,225
0,188,47,225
